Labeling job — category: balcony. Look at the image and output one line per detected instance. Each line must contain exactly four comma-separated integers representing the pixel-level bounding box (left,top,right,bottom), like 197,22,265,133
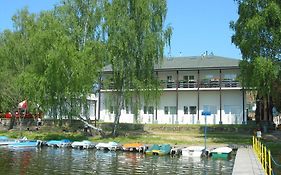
200,79,240,88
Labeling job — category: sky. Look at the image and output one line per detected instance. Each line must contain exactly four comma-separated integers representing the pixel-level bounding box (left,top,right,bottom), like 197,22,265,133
0,0,241,59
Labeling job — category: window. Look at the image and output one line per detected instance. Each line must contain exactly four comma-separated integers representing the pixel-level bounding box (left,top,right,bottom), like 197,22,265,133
170,106,177,114
184,75,195,82
167,76,173,82
125,105,130,114
223,74,237,80
184,106,189,114
164,106,169,114
164,106,177,114
190,106,197,114
109,106,114,114
144,106,154,114
203,105,217,114
148,106,154,114
144,106,148,114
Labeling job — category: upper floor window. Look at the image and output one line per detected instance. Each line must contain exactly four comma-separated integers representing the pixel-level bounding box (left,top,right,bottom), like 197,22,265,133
184,75,195,82
223,74,237,80
167,76,173,82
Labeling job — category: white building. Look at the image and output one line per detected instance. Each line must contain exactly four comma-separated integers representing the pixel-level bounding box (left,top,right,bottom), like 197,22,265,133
96,56,246,125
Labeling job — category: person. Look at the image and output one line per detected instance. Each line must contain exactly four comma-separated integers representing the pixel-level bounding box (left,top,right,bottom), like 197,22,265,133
37,117,42,126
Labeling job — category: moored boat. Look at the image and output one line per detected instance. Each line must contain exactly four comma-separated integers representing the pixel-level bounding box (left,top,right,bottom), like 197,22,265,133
181,146,205,157
0,136,17,146
210,146,232,159
145,144,160,155
46,139,72,148
95,142,121,151
122,143,147,152
8,140,41,148
145,144,171,156
152,144,171,156
71,140,96,149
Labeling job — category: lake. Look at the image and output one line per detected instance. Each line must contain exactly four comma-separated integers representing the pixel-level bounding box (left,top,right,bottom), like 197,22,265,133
0,147,235,174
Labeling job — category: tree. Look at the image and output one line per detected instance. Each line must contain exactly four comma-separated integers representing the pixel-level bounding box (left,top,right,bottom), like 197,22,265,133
103,0,172,136
231,0,281,123
0,1,105,130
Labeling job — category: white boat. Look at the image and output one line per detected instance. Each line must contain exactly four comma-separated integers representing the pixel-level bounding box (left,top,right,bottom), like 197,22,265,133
181,146,205,157
95,142,121,151
210,146,232,159
71,140,96,149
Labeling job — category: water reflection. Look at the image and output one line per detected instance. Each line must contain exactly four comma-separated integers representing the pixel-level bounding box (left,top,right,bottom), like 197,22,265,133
0,147,234,175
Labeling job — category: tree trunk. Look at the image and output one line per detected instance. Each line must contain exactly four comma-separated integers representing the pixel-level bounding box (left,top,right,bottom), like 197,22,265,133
8,115,16,130
112,92,124,137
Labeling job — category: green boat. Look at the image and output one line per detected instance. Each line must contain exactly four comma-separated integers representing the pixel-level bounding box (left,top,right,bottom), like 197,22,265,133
145,144,171,156
145,144,160,155
211,147,232,159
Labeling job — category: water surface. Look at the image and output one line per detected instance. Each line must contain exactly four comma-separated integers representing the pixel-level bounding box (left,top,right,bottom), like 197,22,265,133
0,147,235,175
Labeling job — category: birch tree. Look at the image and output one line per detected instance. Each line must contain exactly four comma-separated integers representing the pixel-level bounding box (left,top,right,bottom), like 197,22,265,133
104,0,172,136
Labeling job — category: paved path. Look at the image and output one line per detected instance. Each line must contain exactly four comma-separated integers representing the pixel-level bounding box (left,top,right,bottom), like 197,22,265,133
232,147,265,175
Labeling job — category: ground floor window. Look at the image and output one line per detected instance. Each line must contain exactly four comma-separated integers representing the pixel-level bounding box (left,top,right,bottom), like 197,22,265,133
190,106,197,114
184,106,197,114
203,105,217,114
184,106,188,114
109,106,115,114
164,106,177,115
144,106,154,114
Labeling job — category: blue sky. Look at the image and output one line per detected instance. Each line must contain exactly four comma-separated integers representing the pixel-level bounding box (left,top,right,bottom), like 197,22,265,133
0,0,241,59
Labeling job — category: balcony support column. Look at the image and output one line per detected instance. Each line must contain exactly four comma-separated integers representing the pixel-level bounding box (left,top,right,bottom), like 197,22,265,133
156,71,158,121
176,70,179,124
242,87,245,124
219,69,222,124
197,70,200,123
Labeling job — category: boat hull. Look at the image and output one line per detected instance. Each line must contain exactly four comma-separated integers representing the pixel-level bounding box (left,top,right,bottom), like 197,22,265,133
211,152,230,159
181,146,205,157
8,141,39,148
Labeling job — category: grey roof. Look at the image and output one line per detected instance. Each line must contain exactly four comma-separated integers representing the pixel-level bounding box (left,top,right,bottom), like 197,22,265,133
103,55,240,72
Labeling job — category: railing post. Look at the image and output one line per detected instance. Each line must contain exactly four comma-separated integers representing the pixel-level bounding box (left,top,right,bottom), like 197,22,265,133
264,146,267,174
261,144,264,169
268,150,272,175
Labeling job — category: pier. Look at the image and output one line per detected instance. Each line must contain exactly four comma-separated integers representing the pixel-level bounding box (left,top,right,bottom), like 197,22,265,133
232,147,265,175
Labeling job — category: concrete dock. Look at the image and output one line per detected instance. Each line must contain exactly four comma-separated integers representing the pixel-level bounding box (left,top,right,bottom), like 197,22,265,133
232,147,265,175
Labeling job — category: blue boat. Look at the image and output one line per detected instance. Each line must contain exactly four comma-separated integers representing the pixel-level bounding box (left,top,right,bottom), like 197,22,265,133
0,136,17,146
8,140,41,148
46,139,72,148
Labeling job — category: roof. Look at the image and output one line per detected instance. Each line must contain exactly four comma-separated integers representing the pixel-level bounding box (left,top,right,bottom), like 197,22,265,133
103,55,240,72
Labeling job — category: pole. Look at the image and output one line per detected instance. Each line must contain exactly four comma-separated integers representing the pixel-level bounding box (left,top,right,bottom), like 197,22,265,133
204,114,207,151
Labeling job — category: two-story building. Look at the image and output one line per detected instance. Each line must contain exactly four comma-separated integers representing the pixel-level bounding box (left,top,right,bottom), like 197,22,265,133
96,55,246,125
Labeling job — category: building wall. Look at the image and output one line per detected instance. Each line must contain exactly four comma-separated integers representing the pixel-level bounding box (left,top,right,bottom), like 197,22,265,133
98,89,246,125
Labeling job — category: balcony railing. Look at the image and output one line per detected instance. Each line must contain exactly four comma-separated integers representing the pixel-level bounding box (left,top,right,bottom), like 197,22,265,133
101,79,241,90
160,79,240,89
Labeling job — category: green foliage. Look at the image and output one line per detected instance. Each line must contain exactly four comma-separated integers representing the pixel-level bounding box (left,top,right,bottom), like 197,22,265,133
0,1,105,123
103,0,172,135
231,0,281,117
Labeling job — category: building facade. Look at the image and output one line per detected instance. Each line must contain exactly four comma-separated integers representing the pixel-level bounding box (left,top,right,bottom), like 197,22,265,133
97,56,246,125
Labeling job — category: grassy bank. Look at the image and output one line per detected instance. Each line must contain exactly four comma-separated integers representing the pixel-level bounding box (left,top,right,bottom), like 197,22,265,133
0,124,253,146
